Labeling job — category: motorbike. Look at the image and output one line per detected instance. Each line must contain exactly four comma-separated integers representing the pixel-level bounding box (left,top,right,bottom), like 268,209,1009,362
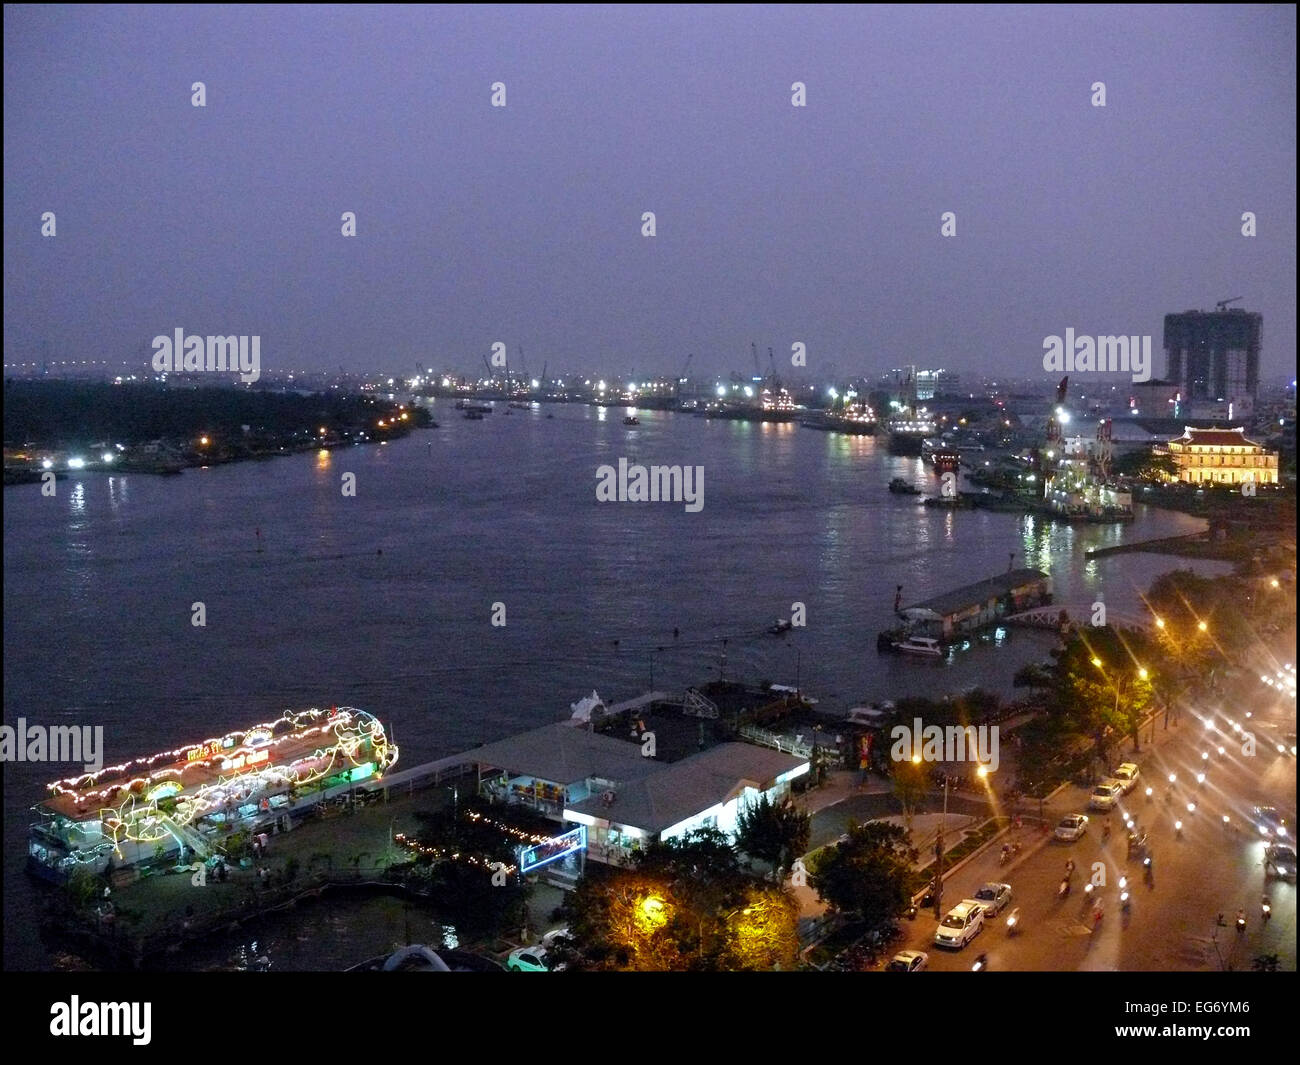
1120,890,1131,912
971,953,988,971
1236,910,1246,933
1262,897,1271,921
999,845,1012,866
1006,907,1021,935
1058,878,1070,898
1093,903,1105,925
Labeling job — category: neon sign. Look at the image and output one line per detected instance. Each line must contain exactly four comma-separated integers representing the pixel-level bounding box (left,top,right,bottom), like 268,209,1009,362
220,748,271,772
519,826,586,875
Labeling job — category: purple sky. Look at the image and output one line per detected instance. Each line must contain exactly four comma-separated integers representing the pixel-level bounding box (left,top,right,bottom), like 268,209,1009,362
4,4,1295,381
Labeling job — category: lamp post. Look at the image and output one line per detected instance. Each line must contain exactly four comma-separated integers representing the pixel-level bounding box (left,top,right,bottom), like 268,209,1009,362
933,773,952,919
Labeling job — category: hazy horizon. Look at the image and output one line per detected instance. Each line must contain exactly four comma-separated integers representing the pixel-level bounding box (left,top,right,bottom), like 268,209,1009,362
4,5,1295,381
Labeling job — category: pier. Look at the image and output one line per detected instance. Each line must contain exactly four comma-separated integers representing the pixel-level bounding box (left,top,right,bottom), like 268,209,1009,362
880,568,1052,648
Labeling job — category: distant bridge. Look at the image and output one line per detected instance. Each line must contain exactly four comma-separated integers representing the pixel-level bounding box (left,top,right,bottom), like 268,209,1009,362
1003,603,1153,635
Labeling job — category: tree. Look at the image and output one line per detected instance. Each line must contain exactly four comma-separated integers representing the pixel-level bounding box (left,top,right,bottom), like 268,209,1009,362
808,820,917,933
890,758,928,833
553,829,800,971
735,794,810,875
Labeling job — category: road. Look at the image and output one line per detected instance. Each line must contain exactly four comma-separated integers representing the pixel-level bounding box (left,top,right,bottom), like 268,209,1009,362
887,678,1296,971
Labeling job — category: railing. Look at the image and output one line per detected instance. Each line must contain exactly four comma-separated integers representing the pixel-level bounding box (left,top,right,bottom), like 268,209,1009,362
739,725,813,759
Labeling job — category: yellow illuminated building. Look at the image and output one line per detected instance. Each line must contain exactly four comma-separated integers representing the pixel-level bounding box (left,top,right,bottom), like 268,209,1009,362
1159,426,1278,486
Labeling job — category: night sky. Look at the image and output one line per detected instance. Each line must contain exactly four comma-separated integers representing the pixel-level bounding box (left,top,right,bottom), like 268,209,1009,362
4,5,1295,379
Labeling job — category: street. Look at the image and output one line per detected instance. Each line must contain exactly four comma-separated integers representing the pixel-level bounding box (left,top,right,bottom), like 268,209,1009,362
888,684,1296,971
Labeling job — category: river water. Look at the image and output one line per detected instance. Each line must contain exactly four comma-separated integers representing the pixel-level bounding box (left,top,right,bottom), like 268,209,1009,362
2,402,1226,968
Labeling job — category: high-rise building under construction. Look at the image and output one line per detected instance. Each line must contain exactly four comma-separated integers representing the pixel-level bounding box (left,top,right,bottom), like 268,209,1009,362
1162,305,1261,417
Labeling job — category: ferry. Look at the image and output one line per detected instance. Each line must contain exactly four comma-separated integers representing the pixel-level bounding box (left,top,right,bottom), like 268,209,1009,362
885,414,936,455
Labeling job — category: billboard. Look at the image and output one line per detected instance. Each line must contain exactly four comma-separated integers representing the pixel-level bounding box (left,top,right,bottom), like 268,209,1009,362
519,825,587,875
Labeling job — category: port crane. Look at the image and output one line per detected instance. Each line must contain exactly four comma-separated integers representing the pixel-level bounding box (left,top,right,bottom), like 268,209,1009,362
675,353,693,402
1215,297,1244,311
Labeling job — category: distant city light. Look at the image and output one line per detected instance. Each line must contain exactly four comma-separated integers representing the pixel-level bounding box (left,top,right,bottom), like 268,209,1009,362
101,452,113,463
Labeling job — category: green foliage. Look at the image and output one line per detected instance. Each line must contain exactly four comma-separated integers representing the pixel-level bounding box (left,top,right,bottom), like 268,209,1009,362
735,794,810,872
808,820,917,932
554,828,799,971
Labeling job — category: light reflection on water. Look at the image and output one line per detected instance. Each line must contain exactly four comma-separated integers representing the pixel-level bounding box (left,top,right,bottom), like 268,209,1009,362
5,407,1231,969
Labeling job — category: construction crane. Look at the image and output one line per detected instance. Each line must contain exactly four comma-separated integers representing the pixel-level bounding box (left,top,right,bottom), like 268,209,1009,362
1215,297,1244,311
539,360,547,395
752,342,761,380
676,353,693,401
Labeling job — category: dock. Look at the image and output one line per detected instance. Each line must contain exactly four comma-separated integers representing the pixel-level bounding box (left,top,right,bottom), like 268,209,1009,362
880,568,1052,648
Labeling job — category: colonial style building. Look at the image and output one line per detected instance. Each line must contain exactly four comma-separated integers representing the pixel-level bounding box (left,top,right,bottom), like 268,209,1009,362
1159,426,1279,486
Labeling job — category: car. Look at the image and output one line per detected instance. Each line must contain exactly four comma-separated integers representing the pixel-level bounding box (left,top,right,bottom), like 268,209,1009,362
1112,763,1140,793
507,946,559,972
971,882,1013,916
1055,814,1089,841
1253,806,1289,839
1265,844,1297,880
933,900,985,949
886,950,929,972
1089,780,1124,811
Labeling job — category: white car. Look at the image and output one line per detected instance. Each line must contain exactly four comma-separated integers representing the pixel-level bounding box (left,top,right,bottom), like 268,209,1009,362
1112,763,1140,793
886,949,929,972
1089,780,1123,811
933,900,985,949
971,882,1013,916
1055,814,1089,841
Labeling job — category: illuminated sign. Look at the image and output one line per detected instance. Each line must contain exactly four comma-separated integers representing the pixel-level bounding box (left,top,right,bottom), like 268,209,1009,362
220,748,271,772
146,781,183,801
187,742,222,762
519,826,587,875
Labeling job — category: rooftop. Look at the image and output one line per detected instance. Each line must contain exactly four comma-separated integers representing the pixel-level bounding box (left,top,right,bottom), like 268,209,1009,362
904,568,1050,618
1169,426,1264,448
566,742,807,835
469,721,657,786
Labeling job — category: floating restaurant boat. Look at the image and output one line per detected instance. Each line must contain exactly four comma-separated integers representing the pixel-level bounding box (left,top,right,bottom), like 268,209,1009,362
28,707,397,882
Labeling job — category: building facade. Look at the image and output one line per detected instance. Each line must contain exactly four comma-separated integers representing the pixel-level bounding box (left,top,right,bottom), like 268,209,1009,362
1159,426,1279,485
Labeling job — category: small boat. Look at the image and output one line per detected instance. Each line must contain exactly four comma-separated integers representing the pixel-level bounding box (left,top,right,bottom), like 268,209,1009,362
892,635,942,656
888,478,921,495
463,411,484,420
768,619,793,635
623,416,640,426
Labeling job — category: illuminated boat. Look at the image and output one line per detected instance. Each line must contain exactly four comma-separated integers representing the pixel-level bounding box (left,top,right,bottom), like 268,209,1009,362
28,707,397,882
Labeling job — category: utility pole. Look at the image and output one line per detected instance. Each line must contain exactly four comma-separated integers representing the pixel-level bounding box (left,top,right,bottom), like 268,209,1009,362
933,775,950,919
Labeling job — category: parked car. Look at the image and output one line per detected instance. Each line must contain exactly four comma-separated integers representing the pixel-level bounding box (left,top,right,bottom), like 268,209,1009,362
1089,780,1124,811
1265,844,1296,881
507,946,563,972
1055,814,1089,841
1112,763,1140,793
933,900,986,949
971,882,1013,916
1253,806,1289,839
886,950,929,972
